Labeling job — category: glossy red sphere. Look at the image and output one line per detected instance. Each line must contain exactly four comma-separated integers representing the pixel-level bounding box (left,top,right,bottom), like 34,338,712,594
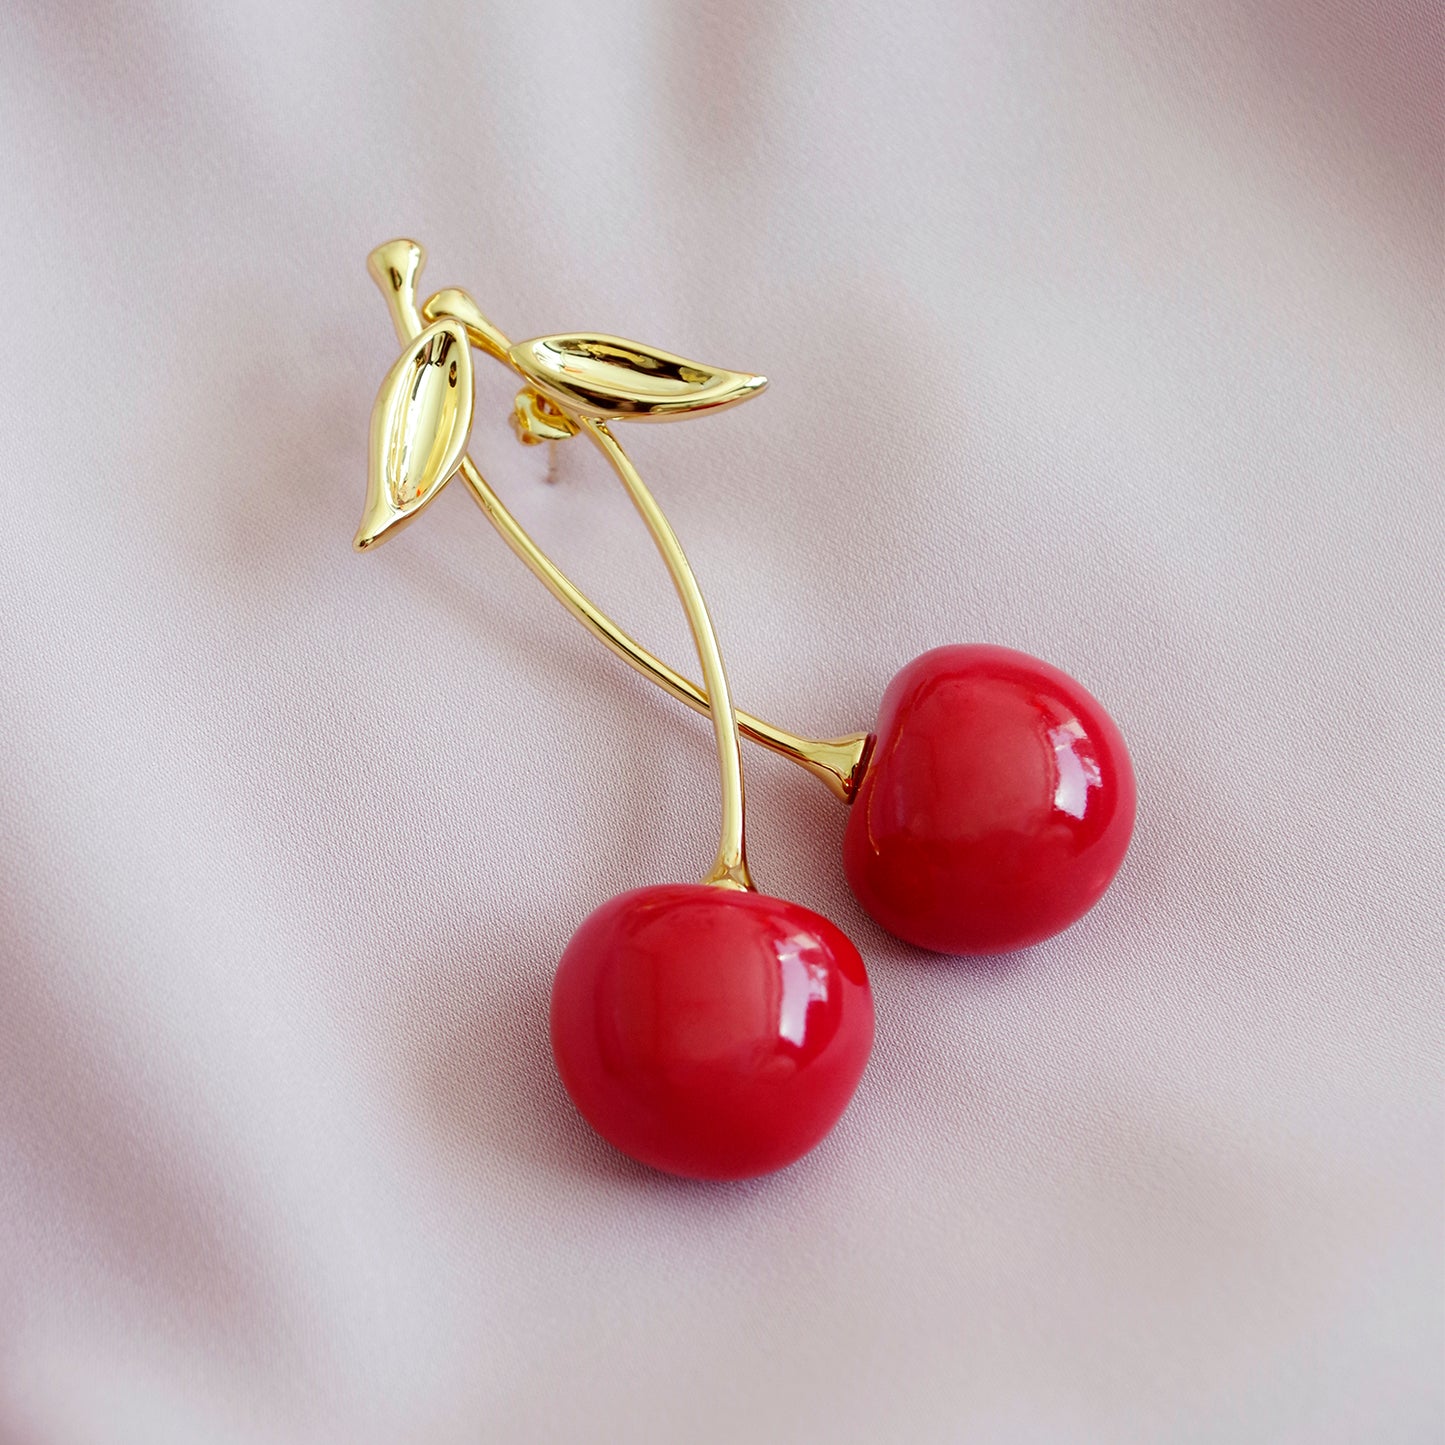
844,644,1135,954
550,884,873,1179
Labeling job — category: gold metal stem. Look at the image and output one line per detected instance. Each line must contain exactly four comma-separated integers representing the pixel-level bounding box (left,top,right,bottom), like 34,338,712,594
454,453,869,801
366,242,872,804
367,240,426,342
579,417,751,890
369,241,752,888
421,279,869,802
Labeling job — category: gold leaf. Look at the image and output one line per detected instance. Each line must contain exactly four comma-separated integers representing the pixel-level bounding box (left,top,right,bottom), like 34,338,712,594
354,318,474,551
507,334,766,422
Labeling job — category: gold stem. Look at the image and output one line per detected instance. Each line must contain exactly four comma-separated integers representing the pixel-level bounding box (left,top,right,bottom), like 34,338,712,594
366,242,871,805
368,242,751,886
581,418,752,890
451,458,868,801
367,240,426,342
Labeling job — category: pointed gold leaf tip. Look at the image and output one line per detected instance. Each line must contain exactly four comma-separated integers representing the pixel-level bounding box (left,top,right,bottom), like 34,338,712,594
508,334,767,422
355,317,475,552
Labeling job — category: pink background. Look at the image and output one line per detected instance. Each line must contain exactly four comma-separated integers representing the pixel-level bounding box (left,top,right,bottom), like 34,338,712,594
1,3,1441,1441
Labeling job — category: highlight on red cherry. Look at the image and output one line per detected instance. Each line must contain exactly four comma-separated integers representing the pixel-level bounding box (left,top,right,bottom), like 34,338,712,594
844,645,1135,955
550,884,874,1180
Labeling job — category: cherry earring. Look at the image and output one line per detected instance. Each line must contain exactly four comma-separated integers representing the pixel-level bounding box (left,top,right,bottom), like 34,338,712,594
357,241,872,1179
375,240,1136,958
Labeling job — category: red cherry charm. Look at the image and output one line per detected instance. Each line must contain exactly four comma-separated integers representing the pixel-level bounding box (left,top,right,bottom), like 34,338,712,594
550,884,873,1179
844,645,1135,954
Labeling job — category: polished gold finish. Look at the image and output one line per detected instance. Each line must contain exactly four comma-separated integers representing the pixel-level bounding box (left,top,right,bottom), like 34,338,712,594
420,286,509,363
509,334,767,421
368,240,427,344
355,318,474,551
511,388,578,446
361,240,872,805
580,415,750,889
362,240,754,889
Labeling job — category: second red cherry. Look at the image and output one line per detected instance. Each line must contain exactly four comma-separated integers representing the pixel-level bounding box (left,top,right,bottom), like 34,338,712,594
844,644,1135,955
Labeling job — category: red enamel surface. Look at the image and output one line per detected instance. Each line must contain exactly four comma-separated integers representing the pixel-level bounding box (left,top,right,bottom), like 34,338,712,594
550,884,873,1180
844,645,1135,955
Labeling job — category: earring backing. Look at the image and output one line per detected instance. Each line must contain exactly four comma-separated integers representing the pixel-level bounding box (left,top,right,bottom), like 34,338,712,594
357,240,872,1180
362,240,1136,959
